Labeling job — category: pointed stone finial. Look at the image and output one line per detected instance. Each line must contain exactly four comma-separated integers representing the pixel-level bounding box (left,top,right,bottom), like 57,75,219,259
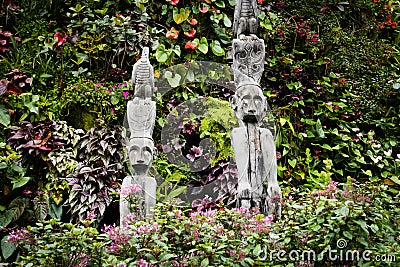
131,47,155,101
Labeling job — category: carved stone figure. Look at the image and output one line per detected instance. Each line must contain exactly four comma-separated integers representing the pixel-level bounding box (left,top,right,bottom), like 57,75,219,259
233,0,259,38
230,75,281,215
131,47,155,101
230,0,282,216
121,47,157,227
120,138,156,226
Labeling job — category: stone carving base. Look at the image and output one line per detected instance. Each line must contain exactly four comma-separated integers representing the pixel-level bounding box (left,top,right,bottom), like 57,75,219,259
120,175,156,227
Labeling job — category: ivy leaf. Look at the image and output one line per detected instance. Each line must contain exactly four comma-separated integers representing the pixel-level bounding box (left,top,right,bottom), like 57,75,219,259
173,8,190,24
198,37,208,54
210,40,225,56
0,104,10,126
1,235,16,260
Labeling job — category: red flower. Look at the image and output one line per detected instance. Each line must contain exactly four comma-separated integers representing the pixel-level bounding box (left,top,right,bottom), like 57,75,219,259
116,14,124,17
185,41,198,50
258,0,265,3
200,6,209,13
184,29,196,38
54,31,67,46
166,27,179,39
168,0,179,5
188,18,198,25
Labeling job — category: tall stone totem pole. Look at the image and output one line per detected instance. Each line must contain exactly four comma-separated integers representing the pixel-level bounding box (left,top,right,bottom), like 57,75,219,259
120,47,157,227
230,0,282,216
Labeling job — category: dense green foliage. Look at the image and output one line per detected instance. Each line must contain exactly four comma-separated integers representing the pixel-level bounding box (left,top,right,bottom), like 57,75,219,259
0,0,399,265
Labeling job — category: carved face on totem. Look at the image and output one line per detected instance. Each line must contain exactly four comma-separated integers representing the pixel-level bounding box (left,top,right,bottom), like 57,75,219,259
231,84,266,123
128,138,154,176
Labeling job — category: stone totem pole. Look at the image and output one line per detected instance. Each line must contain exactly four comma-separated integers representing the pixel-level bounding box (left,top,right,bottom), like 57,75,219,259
120,47,157,227
230,0,282,216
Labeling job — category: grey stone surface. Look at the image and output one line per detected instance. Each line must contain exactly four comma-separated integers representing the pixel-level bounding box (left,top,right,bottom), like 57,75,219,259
121,47,157,227
233,0,259,38
230,0,282,217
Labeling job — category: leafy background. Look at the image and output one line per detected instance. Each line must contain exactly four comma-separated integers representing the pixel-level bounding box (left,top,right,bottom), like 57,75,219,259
0,0,399,265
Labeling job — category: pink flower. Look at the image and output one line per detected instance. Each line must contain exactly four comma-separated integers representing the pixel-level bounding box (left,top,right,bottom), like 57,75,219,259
54,31,67,46
185,41,198,50
119,184,142,196
188,18,198,25
200,6,209,13
166,27,179,39
184,29,196,38
123,91,129,99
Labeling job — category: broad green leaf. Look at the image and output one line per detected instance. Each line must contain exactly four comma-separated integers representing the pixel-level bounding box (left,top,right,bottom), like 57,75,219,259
12,176,30,190
210,40,225,56
48,204,63,220
0,210,13,227
1,235,16,260
164,71,181,88
223,14,231,27
198,37,208,54
173,8,190,24
0,104,10,126
155,44,170,63
8,198,25,222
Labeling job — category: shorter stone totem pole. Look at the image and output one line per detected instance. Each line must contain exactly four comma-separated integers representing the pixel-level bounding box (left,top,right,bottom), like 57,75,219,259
230,0,282,216
120,47,157,227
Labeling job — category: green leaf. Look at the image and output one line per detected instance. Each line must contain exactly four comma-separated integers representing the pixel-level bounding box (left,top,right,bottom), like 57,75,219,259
223,14,231,27
155,44,171,63
316,119,325,138
168,186,187,198
0,210,13,227
164,71,181,88
48,204,63,220
343,231,353,240
40,74,53,78
210,40,225,56
173,45,181,57
1,235,16,260
12,176,30,190
159,252,175,261
200,258,209,266
198,37,208,54
288,158,297,168
0,104,10,126
173,8,190,24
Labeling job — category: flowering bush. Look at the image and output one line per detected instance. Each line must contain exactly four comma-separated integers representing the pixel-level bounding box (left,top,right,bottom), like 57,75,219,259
6,181,399,266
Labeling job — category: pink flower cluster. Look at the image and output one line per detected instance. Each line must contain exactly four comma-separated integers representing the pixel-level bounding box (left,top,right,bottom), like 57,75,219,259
119,184,142,196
